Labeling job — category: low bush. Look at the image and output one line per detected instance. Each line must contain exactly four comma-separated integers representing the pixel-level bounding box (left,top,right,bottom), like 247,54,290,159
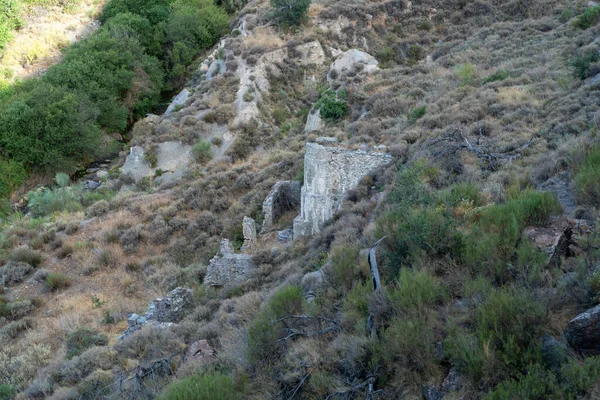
191,139,213,164
484,69,509,84
0,318,32,339
0,384,16,400
27,173,84,217
0,261,33,285
85,199,110,218
388,269,440,316
455,63,477,86
270,0,310,26
45,273,72,291
247,285,303,364
573,5,600,29
487,363,559,399
0,159,27,199
162,372,240,400
316,89,347,122
575,146,600,206
65,328,108,359
571,50,600,80
9,247,42,267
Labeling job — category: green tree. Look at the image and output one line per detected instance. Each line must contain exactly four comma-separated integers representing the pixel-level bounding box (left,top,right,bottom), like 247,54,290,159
270,0,311,26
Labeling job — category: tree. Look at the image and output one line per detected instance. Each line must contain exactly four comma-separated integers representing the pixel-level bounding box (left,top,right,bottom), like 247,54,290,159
270,0,311,26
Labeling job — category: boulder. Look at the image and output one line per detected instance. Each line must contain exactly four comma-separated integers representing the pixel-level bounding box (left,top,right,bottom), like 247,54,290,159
164,89,190,116
293,142,391,238
541,334,568,372
262,181,301,232
327,49,379,82
301,269,327,303
204,239,255,287
567,304,600,356
305,108,324,133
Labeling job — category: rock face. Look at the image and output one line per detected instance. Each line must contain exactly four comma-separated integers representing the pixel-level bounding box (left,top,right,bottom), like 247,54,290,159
293,142,392,238
185,339,216,364
121,141,192,184
119,287,193,341
241,216,257,252
262,181,301,232
164,89,190,116
301,269,327,303
567,304,600,356
204,239,255,287
305,109,324,132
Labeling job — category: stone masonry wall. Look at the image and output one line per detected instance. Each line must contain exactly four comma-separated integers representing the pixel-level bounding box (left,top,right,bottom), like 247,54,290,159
293,142,392,238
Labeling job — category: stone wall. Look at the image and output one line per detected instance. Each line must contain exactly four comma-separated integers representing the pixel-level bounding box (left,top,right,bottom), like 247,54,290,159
262,181,301,232
293,142,391,238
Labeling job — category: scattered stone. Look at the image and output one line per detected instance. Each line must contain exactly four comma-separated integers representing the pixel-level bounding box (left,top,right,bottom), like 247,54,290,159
164,89,190,116
315,136,338,144
204,239,255,287
241,216,257,252
85,180,101,190
422,385,443,400
96,170,109,179
441,367,463,393
119,287,194,341
262,181,301,232
567,304,600,356
541,334,568,373
293,142,392,238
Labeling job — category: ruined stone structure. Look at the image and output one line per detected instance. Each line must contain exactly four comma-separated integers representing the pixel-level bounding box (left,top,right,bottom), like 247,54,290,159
241,216,257,252
204,239,255,287
293,142,392,238
119,287,193,341
261,181,301,232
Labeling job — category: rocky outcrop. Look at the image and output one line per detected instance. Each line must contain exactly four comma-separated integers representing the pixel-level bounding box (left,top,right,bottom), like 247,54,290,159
301,269,327,303
121,141,192,184
293,142,391,238
119,287,194,341
262,181,301,232
204,239,255,287
305,109,324,133
185,339,216,364
164,89,190,116
567,304,600,356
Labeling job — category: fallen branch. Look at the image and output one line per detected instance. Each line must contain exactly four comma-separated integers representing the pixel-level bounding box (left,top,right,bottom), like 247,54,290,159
367,237,386,337
275,314,339,343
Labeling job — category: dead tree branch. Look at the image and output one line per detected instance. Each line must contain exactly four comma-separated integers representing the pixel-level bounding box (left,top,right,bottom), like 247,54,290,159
275,315,339,343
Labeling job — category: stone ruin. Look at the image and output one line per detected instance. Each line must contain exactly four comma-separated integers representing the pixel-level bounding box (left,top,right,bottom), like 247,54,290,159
241,216,257,252
203,239,255,287
293,141,392,238
261,181,301,232
119,287,193,341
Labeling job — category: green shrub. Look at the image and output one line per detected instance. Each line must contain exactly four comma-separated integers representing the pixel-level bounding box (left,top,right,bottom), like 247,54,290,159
270,0,310,26
438,183,485,207
455,63,477,86
559,8,574,23
407,45,424,65
571,50,600,80
192,139,213,164
484,69,509,84
380,316,436,374
0,384,16,400
9,247,42,267
247,285,303,364
0,0,23,52
561,356,600,395
573,5,600,29
575,146,600,206
388,269,439,316
65,328,108,359
487,364,559,400
45,273,72,291
27,173,84,217
315,89,347,122
0,159,27,198
162,372,239,400
409,105,426,121
328,244,361,292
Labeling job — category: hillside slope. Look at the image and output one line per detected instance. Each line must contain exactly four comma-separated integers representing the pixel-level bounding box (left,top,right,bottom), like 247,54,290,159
1,0,600,399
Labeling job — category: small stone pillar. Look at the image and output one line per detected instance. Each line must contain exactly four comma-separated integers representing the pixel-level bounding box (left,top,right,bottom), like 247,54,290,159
241,216,257,252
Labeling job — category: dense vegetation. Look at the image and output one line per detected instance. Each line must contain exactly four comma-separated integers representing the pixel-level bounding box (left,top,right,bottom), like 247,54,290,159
0,0,228,198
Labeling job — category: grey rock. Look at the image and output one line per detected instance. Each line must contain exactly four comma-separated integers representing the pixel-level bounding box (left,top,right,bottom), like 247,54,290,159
327,49,379,82
305,109,324,133
262,181,301,232
164,89,190,116
85,180,101,190
204,239,255,287
301,269,326,303
293,143,392,238
121,142,192,184
567,304,600,355
315,136,338,144
441,367,463,393
185,339,216,364
278,228,293,243
523,217,575,267
422,385,443,400
121,146,151,183
541,334,568,373
96,170,109,179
